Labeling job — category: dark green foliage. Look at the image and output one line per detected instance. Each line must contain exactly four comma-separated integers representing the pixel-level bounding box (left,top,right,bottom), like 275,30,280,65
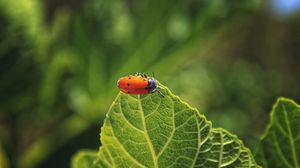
256,98,300,168
0,0,300,167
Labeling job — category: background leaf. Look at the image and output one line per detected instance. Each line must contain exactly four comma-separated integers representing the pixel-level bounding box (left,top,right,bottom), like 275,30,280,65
1,0,300,167
255,98,300,168
73,84,259,168
71,150,97,168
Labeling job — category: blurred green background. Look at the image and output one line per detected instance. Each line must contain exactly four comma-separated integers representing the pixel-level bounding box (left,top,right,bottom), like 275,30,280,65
0,0,300,167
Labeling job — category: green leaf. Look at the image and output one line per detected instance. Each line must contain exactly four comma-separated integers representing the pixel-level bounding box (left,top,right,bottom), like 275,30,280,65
197,129,258,167
71,150,97,168
256,98,300,168
73,84,259,168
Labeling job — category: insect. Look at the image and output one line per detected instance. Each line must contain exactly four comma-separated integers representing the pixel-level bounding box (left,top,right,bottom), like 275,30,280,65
117,72,164,97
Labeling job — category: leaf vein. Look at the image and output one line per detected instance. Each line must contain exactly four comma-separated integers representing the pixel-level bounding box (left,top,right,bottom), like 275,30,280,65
109,118,147,168
145,97,162,118
282,103,299,168
157,99,175,158
138,95,158,168
117,102,144,133
191,115,201,167
218,131,224,168
273,131,293,168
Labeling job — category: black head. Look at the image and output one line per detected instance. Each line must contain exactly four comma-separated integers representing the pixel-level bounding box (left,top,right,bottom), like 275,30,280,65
147,78,157,93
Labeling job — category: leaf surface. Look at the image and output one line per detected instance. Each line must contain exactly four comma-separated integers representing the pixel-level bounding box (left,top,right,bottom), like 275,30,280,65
74,84,259,168
256,98,300,168
72,150,97,168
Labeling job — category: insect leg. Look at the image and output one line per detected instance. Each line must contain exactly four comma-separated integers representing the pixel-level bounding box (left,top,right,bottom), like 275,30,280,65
143,73,147,78
155,87,165,98
134,72,142,76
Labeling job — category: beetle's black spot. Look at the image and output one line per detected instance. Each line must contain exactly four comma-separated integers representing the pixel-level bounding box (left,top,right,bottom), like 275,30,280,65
127,83,130,86
143,79,146,81
128,77,131,79
127,91,130,93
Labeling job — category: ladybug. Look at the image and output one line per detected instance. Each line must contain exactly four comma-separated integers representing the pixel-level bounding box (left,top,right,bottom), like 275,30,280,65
117,73,164,97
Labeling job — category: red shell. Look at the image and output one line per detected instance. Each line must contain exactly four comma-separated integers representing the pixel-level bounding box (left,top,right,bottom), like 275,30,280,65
117,75,149,94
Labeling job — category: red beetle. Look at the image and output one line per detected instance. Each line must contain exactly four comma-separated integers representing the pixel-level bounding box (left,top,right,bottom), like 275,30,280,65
117,73,164,96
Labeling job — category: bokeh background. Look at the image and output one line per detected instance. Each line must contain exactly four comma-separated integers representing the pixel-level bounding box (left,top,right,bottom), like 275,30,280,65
0,0,300,167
